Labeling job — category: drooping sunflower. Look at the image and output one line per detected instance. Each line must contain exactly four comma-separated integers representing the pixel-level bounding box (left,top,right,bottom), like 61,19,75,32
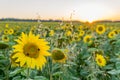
52,48,67,63
8,28,14,35
96,25,106,34
2,35,9,42
95,54,106,67
12,32,51,70
108,31,116,39
4,29,9,35
83,35,92,44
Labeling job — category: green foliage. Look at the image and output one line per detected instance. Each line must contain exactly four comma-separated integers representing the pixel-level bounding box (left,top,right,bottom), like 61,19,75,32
0,22,120,80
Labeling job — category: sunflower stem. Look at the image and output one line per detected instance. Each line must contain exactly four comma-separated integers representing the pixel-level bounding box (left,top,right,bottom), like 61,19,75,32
49,58,53,80
26,68,30,80
4,49,10,80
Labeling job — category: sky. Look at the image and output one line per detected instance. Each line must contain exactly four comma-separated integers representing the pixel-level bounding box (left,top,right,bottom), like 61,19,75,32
0,0,120,22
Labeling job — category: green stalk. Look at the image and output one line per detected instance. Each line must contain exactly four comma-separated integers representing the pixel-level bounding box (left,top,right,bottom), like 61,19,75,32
27,68,30,80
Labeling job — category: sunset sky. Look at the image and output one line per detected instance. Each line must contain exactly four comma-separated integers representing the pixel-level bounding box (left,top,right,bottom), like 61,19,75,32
0,0,120,22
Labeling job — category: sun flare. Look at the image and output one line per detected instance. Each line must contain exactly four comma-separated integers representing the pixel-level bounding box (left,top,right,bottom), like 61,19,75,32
75,2,116,22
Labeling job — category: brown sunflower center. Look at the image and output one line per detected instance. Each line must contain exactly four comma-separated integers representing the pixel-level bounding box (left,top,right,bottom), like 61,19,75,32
5,31,8,33
23,43,40,58
86,38,90,42
4,37,8,39
98,58,102,63
110,33,114,37
81,31,83,34
98,27,103,31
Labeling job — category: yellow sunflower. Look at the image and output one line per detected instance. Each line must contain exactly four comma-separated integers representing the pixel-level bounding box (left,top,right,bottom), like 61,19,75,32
73,33,81,42
95,54,106,67
96,25,106,34
2,35,9,42
8,28,14,35
79,30,85,36
65,30,72,36
49,30,54,36
5,24,9,28
78,25,83,30
4,29,9,35
30,26,35,32
12,32,51,70
83,35,92,44
10,52,20,67
108,31,116,39
52,48,67,63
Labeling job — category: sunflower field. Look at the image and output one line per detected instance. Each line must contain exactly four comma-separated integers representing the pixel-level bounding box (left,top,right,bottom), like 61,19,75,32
0,21,120,80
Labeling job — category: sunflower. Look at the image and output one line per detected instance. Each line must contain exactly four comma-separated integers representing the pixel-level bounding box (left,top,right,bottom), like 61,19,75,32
96,25,106,34
52,48,67,63
4,29,9,35
10,52,19,67
95,54,106,67
73,33,81,42
83,35,92,44
5,24,9,28
30,26,35,32
2,35,9,42
78,25,83,30
12,32,51,70
8,28,14,35
43,32,47,37
79,30,85,36
108,31,116,39
65,30,72,36
49,30,54,36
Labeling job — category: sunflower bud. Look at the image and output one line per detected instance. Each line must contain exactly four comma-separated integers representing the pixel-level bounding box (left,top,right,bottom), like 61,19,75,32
52,48,67,63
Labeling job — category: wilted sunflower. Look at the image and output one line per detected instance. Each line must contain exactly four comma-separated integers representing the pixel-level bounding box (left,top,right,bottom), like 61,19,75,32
49,30,54,36
52,48,67,63
96,25,106,34
96,54,106,67
4,29,9,35
83,35,92,43
8,28,14,35
2,35,9,42
12,32,51,70
108,31,116,39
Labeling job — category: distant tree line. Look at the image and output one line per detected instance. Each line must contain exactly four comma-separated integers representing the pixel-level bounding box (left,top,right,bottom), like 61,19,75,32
0,18,62,22
0,18,119,23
